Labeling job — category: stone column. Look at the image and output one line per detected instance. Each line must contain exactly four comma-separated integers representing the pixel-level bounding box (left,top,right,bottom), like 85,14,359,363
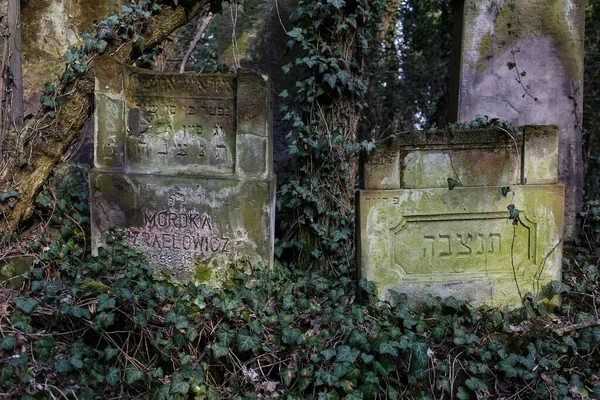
451,0,585,239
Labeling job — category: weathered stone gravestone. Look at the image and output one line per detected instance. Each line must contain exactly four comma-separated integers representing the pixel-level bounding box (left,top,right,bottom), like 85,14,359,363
90,58,275,285
451,0,584,239
357,126,564,307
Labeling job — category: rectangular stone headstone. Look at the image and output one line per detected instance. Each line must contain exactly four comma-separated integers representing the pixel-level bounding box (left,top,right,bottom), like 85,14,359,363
91,58,275,286
358,126,564,307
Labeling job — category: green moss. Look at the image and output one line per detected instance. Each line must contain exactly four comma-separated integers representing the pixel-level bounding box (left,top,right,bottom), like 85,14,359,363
194,261,212,283
478,31,492,56
474,0,582,80
0,256,34,289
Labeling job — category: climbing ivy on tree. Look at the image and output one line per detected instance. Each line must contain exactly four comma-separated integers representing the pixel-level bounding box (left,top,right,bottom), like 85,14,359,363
276,0,383,273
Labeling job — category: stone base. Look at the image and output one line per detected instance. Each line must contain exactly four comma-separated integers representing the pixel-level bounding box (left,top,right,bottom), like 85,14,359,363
90,170,275,286
357,185,564,308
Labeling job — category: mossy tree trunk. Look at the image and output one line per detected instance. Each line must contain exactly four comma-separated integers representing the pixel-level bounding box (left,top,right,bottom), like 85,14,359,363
0,0,208,236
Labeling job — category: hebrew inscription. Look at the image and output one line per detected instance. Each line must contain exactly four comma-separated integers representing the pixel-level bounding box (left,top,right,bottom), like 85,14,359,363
391,213,535,279
421,232,501,258
123,74,237,173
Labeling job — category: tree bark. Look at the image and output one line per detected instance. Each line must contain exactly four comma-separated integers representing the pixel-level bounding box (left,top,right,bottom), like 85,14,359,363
0,0,208,236
7,0,23,129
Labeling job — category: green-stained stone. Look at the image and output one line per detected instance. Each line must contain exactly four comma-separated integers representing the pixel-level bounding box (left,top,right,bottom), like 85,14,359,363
90,171,275,286
0,256,34,288
91,63,275,287
359,126,564,308
362,126,558,190
357,185,564,308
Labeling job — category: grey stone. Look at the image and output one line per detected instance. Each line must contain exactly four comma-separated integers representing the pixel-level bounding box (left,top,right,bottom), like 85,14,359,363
91,59,275,285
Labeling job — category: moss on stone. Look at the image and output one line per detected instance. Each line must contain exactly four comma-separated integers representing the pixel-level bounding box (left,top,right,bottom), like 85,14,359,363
194,261,213,283
474,0,582,80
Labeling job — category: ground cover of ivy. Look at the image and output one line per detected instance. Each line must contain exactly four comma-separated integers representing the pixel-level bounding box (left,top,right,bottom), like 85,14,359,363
0,166,599,399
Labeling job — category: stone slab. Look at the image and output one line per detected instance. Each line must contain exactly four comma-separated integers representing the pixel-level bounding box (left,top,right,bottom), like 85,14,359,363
362,126,558,190
90,171,275,286
94,60,273,180
452,0,584,238
91,63,275,285
357,185,564,307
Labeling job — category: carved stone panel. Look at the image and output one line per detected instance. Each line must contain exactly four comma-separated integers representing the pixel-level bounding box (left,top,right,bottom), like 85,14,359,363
90,172,275,286
357,186,564,307
91,60,275,285
358,127,564,307
124,74,237,174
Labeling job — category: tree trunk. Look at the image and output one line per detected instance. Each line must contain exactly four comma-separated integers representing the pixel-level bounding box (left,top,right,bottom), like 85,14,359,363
0,0,208,236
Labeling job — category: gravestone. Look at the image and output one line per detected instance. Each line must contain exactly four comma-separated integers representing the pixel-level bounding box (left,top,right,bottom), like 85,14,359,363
90,58,275,286
357,126,564,307
450,0,585,239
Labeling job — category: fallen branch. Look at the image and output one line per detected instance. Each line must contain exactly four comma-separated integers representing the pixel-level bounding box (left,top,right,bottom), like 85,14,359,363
0,0,209,236
555,320,600,336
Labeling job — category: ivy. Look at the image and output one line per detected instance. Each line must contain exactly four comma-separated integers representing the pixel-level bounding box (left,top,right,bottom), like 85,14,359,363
277,0,382,273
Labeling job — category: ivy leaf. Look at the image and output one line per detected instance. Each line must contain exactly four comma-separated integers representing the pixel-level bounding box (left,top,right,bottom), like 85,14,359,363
96,294,116,312
125,369,144,384
409,342,429,378
447,178,462,190
282,327,302,345
332,362,349,379
456,386,470,400
507,204,520,221
323,73,337,89
327,0,345,8
170,378,190,394
216,328,236,347
361,140,376,155
14,298,38,314
551,280,571,294
236,330,259,352
54,359,73,374
0,188,18,202
43,82,55,95
287,27,304,41
335,345,359,363
465,377,489,391
378,341,398,357
40,95,54,108
361,353,374,363
320,348,337,361
501,186,511,197
349,330,368,348
211,342,229,358
104,346,118,361
95,312,115,329
0,336,15,351
106,367,120,386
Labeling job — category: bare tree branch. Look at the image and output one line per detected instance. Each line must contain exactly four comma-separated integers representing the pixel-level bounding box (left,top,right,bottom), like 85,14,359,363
179,13,213,73
0,0,209,236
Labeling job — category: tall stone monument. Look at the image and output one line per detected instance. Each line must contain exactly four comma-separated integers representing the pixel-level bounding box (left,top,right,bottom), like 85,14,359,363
357,126,564,307
90,58,275,285
451,0,585,239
